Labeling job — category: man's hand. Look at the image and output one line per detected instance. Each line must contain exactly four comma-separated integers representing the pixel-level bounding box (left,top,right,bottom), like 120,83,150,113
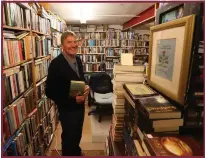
76,96,85,104
83,85,90,98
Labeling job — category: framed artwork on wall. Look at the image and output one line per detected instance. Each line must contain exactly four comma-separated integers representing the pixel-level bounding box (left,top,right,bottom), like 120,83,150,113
147,15,195,105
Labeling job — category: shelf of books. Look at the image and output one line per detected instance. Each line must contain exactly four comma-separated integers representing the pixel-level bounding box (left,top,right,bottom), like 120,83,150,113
2,2,60,156
68,25,150,77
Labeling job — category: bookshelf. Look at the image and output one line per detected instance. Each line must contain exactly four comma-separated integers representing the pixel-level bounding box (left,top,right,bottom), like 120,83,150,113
67,25,150,75
2,2,60,156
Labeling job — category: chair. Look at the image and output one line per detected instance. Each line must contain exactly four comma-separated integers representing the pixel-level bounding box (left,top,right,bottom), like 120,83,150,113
88,73,113,122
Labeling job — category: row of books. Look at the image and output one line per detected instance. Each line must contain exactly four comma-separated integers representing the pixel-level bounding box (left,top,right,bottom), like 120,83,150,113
70,24,108,32
3,3,31,29
3,98,58,156
31,10,51,34
36,81,46,103
50,48,60,60
35,59,50,83
74,31,150,41
51,32,61,47
47,12,67,32
83,63,106,72
134,48,149,55
3,63,33,107
136,41,149,47
3,111,39,156
80,39,137,47
133,56,148,65
78,54,105,63
135,34,150,41
3,35,32,67
106,62,114,69
75,32,107,40
33,35,51,58
78,47,105,54
81,40,106,47
106,30,135,40
3,89,35,144
106,48,132,56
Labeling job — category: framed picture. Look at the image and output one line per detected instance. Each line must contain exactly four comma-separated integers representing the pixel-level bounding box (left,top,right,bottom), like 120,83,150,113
147,15,195,105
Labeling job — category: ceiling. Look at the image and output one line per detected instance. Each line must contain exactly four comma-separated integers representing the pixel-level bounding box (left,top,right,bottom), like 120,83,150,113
49,3,154,25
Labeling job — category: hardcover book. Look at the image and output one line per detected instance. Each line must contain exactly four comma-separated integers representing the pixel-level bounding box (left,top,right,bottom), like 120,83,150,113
143,133,203,156
69,80,85,97
137,95,181,119
124,83,156,100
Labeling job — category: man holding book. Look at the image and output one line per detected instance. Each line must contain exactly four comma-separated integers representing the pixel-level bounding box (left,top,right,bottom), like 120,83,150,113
46,31,89,156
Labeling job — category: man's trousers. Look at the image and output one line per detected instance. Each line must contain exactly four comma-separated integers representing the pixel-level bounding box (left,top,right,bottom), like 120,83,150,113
59,107,85,156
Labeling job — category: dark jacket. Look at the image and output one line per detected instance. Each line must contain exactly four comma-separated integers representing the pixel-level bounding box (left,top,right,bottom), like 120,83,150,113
45,54,86,112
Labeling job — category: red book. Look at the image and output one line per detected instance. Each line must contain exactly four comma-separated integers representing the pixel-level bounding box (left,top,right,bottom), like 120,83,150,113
3,112,11,142
18,40,23,61
13,104,20,128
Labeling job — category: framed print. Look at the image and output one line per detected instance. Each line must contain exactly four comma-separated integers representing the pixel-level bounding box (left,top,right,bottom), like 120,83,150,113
147,15,195,105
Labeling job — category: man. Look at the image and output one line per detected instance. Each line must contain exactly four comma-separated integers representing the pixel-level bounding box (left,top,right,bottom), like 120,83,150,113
45,31,89,156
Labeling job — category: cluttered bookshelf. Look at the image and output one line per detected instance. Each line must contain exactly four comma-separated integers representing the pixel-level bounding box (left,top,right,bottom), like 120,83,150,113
2,2,63,156
104,3,204,156
67,25,150,78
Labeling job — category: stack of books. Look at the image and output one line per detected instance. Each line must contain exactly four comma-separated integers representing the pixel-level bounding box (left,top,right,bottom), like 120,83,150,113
122,83,203,156
133,127,203,156
111,64,145,142
124,83,183,133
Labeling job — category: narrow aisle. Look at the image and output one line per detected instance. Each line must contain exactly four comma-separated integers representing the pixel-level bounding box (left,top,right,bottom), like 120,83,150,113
46,105,105,156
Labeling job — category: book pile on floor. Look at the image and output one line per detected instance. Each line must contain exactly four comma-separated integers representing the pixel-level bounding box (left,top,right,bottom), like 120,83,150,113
111,64,145,142
122,83,203,156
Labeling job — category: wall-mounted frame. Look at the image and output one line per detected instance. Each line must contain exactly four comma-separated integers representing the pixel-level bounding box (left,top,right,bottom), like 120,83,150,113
155,3,200,24
147,15,195,105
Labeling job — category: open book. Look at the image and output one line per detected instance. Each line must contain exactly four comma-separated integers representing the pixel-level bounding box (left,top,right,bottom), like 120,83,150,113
69,80,85,97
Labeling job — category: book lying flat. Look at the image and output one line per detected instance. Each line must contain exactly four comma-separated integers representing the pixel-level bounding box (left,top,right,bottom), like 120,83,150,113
137,95,181,119
69,80,85,97
143,133,203,156
124,83,156,100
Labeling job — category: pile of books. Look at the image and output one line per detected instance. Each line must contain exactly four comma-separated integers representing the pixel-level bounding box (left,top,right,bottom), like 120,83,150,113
124,83,183,133
123,83,203,156
133,127,203,156
111,64,145,141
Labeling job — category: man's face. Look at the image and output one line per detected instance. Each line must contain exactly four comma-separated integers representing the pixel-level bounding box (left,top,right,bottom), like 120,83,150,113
61,35,78,55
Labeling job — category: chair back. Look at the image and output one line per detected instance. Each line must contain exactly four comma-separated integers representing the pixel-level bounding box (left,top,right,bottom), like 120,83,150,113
89,73,113,94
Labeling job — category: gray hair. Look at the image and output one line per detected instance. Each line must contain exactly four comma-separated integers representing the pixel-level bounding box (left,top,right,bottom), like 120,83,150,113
61,31,76,44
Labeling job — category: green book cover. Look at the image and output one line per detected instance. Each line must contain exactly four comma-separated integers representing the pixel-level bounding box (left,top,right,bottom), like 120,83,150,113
69,80,85,97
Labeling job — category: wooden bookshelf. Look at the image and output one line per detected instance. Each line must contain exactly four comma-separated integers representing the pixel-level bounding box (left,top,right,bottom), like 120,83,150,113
32,30,47,35
3,59,33,70
3,107,37,153
3,25,30,31
36,76,47,86
2,2,60,156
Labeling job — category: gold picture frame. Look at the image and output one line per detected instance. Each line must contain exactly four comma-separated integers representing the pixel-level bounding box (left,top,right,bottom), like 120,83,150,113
147,15,195,105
